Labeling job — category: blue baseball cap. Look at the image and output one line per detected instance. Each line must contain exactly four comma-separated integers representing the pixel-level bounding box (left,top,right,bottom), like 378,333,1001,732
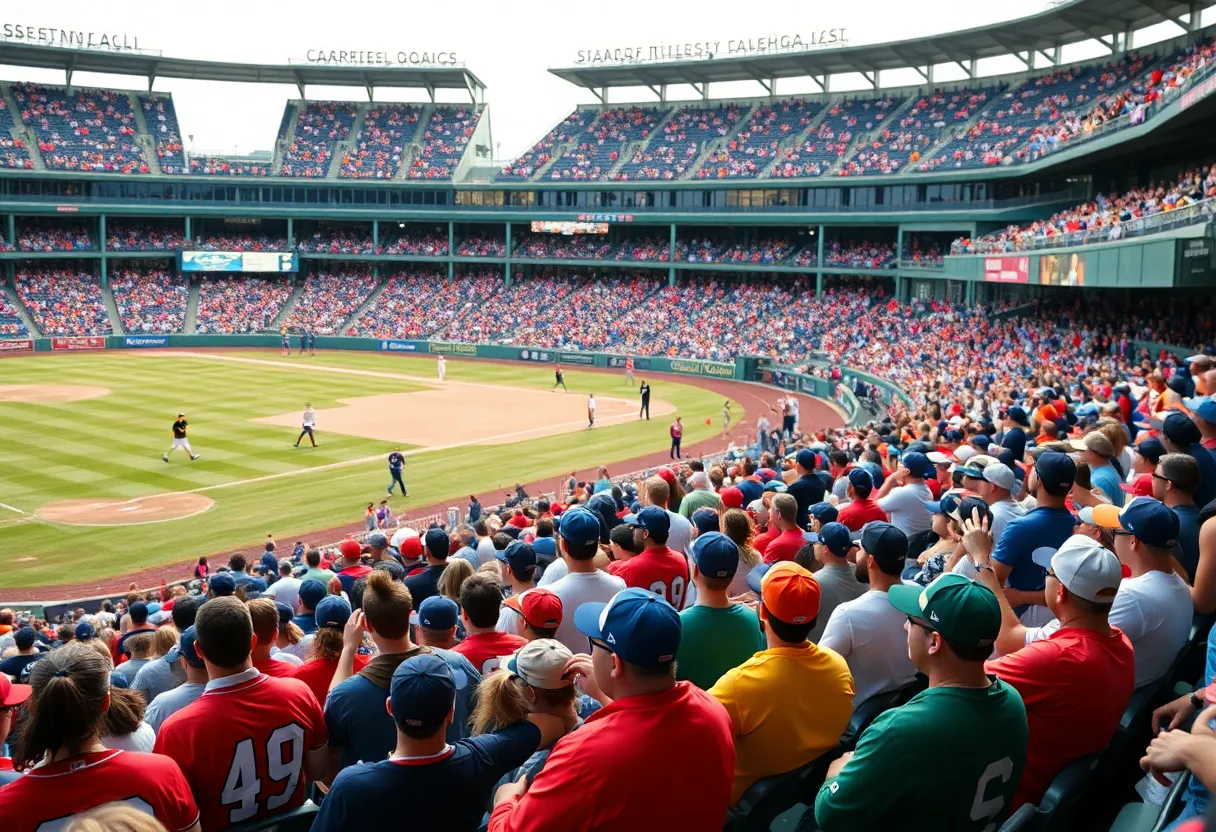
902,452,935,479
1184,396,1216,423
208,574,236,597
970,435,992,449
389,654,456,731
315,595,352,629
795,449,817,470
944,428,965,443
923,490,965,515
847,468,873,491
298,579,327,611
690,531,740,579
1034,450,1077,493
423,527,450,559
575,587,680,668
817,521,854,557
1007,405,1030,426
557,507,602,546
690,508,721,536
497,540,537,573
1134,436,1167,464
417,596,460,630
855,521,909,571
763,480,787,492
808,502,838,525
1093,497,1180,549
166,625,204,668
74,620,96,641
624,506,671,538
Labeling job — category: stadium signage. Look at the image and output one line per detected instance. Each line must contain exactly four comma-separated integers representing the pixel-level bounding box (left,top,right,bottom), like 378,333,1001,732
124,336,169,348
51,336,106,351
429,342,477,356
703,362,734,378
377,339,418,352
574,31,847,64
669,359,704,374
982,256,1030,284
558,352,596,366
517,349,554,362
0,338,33,353
577,214,634,223
304,50,458,67
1181,73,1216,111
1,24,143,51
608,356,651,370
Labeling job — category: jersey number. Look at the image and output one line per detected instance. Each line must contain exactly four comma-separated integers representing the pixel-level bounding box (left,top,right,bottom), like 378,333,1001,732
648,576,686,609
970,756,1014,826
220,723,305,823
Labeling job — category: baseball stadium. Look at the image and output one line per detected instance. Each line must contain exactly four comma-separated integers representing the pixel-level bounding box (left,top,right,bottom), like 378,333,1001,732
2,0,1216,828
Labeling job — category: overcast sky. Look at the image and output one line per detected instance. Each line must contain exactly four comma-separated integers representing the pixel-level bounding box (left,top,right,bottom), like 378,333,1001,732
0,0,1202,161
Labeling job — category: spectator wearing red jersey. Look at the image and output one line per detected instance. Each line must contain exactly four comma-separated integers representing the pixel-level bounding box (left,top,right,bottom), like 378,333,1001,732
836,469,888,532
452,574,527,674
760,493,808,564
292,596,369,707
246,598,300,679
0,643,200,832
608,506,691,610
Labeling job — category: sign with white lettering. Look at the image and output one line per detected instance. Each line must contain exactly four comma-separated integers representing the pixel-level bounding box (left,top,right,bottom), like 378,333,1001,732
574,31,848,64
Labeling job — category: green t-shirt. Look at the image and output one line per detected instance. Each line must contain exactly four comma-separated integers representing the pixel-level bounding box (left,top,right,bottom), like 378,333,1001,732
815,679,1028,831
304,568,337,586
676,603,764,690
678,489,724,519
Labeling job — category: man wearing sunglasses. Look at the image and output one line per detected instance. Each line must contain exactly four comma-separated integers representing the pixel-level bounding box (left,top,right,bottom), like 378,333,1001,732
814,573,1027,831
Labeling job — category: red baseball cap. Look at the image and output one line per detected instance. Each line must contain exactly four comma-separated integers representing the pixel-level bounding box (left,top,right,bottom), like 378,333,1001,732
338,540,361,561
720,487,744,509
1120,473,1154,498
398,536,423,561
504,588,563,630
0,673,31,709
656,468,676,485
757,561,821,625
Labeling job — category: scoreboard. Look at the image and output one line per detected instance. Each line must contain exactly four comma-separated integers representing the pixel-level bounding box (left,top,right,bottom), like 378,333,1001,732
530,221,609,235
179,251,298,273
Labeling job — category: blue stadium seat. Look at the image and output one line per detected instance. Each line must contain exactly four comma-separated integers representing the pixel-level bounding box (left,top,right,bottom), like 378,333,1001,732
724,752,835,832
839,676,927,748
1108,772,1191,832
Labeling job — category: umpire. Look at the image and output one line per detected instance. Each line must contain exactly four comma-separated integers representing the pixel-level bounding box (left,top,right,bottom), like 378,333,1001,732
639,381,651,420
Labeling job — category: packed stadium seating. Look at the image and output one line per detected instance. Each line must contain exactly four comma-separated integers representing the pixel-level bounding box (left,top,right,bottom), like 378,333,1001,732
614,236,671,262
617,103,745,181
497,109,596,180
823,239,897,269
353,267,500,339
381,228,449,256
339,103,423,179
280,101,358,178
0,291,29,336
0,98,33,169
769,96,905,178
139,95,186,174
405,106,480,179
106,222,189,252
109,265,190,333
513,232,614,260
196,233,289,251
14,265,112,335
695,99,821,179
194,275,293,333
188,155,272,176
12,83,149,174
901,234,945,267
297,226,377,255
16,221,94,251
455,231,507,257
283,268,380,334
546,106,665,181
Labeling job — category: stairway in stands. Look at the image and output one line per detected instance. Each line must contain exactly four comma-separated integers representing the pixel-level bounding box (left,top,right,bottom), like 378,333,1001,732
127,94,162,175
270,278,308,330
183,279,200,334
3,275,41,337
1,82,45,170
101,283,126,335
342,274,389,331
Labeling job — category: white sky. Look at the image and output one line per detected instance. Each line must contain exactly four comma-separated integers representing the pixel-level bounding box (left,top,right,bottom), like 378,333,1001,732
0,0,1205,161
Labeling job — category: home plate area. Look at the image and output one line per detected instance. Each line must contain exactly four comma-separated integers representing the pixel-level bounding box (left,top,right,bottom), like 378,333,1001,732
37,494,216,526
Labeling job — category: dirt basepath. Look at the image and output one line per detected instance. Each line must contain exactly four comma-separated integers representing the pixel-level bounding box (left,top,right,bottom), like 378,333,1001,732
2,353,842,601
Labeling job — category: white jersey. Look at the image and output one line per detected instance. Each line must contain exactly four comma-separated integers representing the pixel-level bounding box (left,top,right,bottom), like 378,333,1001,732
302,409,316,427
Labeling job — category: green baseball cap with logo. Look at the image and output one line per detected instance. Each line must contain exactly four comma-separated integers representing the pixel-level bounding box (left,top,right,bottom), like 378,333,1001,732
889,573,1001,649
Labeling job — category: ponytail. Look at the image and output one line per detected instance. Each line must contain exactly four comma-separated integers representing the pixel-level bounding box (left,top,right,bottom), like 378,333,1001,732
471,670,532,736
15,643,110,769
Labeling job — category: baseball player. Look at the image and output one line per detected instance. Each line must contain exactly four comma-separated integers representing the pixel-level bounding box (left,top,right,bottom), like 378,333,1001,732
307,330,316,356
587,393,596,429
437,354,446,382
553,365,567,392
639,380,651,420
295,402,317,447
387,449,408,497
670,416,683,460
624,355,635,386
163,412,200,462
281,330,291,357
723,400,732,431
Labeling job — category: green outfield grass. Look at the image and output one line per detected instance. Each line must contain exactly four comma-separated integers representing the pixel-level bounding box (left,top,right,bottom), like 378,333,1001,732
0,350,735,589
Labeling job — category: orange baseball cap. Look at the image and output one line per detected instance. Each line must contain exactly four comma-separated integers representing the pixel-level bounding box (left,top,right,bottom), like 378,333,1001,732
755,561,821,625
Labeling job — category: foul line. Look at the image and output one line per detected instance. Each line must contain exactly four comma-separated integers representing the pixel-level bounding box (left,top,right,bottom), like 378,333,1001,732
0,502,25,515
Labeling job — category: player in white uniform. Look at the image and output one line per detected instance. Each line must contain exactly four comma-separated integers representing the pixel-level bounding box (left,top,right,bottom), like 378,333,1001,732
588,394,596,429
295,402,317,447
163,412,199,462
437,354,446,382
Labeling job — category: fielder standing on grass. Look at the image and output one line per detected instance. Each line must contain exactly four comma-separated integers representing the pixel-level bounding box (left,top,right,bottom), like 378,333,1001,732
437,354,446,382
625,355,635,386
387,448,408,497
163,412,200,462
295,402,317,447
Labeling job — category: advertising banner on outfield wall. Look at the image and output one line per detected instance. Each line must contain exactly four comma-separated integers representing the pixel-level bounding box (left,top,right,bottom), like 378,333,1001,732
124,336,169,348
378,339,419,352
557,352,596,366
52,336,106,350
702,362,735,378
607,356,652,371
428,342,477,356
0,338,33,353
982,256,1030,283
517,349,554,362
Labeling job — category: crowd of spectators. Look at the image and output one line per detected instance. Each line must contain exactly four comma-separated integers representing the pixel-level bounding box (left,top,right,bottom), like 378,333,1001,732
284,269,380,335
15,221,94,252
139,95,186,174
109,265,189,333
954,163,1216,253
498,110,596,180
456,231,507,257
280,101,358,178
405,106,480,180
353,268,499,339
339,104,422,180
382,228,449,257
770,96,904,179
900,235,945,267
14,265,111,335
547,106,664,181
0,103,33,169
188,156,272,176
194,275,293,333
695,99,819,179
0,291,29,336
12,83,149,174
106,223,189,252
616,103,745,181
614,236,670,262
823,239,897,269
513,233,614,260
195,232,289,251
297,226,377,255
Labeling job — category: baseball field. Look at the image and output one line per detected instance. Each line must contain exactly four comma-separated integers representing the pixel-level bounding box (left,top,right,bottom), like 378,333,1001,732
0,349,742,591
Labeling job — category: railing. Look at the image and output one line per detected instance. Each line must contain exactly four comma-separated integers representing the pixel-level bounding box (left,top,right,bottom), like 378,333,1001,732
897,258,945,270
952,196,1216,255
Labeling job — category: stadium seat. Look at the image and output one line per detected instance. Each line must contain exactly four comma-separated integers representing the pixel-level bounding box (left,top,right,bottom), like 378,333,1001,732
724,752,835,832
998,804,1037,832
226,803,319,832
1033,752,1101,832
838,676,927,748
1108,772,1191,832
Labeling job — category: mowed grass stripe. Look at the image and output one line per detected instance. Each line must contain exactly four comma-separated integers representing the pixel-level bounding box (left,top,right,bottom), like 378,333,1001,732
0,351,733,588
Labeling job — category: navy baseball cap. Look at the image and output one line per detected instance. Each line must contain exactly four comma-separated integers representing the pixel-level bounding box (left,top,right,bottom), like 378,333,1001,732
274,601,294,624
690,532,740,579
298,579,327,610
944,428,965,443
575,587,680,668
796,449,818,469
423,527,450,559
1183,396,1216,423
129,602,149,623
208,574,236,597
624,506,671,538
417,596,459,630
315,595,352,629
847,468,873,490
497,540,537,573
1007,406,1030,426
557,507,601,546
817,522,854,557
1092,497,1180,549
970,435,992,449
1163,411,1202,446
856,521,909,570
166,625,204,668
389,654,456,731
951,495,993,526
690,508,721,536
366,531,389,549
1134,436,1167,464
1034,450,1077,493
924,490,965,516
902,452,935,479
808,502,838,525
74,621,96,641
14,626,36,650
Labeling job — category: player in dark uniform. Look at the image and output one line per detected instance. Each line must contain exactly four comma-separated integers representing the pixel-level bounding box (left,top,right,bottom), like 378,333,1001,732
552,365,567,392
307,330,317,356
639,381,651,420
387,449,408,497
281,331,291,357
163,412,200,462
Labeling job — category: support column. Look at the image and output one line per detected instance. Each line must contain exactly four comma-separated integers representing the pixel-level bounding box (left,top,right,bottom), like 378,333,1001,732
669,223,677,287
373,220,379,249
6,214,14,247
99,214,106,253
965,279,975,305
815,272,823,298
184,216,191,241
504,222,512,286
894,274,904,304
99,255,107,289
286,218,294,246
896,226,903,264
448,220,455,280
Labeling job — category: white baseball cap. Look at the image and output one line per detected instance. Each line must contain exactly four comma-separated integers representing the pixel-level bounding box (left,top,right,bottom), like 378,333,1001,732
926,451,951,465
982,462,1016,491
501,639,574,690
688,471,711,489
1033,534,1121,603
390,527,419,549
954,446,978,464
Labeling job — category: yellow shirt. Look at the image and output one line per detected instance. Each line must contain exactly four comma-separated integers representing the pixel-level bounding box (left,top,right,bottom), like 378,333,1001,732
709,642,855,803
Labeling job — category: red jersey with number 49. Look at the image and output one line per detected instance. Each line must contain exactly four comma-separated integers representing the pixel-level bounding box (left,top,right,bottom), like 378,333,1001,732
0,749,200,832
154,670,327,832
608,546,690,610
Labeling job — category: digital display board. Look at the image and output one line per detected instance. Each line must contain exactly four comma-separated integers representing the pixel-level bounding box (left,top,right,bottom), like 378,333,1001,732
179,251,298,273
530,221,610,235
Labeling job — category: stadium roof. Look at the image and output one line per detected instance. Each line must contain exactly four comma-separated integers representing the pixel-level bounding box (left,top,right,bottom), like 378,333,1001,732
550,0,1209,96
0,41,485,101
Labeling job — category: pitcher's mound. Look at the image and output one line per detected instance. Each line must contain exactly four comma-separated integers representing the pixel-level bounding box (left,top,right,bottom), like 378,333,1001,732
0,384,111,404
39,494,214,526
